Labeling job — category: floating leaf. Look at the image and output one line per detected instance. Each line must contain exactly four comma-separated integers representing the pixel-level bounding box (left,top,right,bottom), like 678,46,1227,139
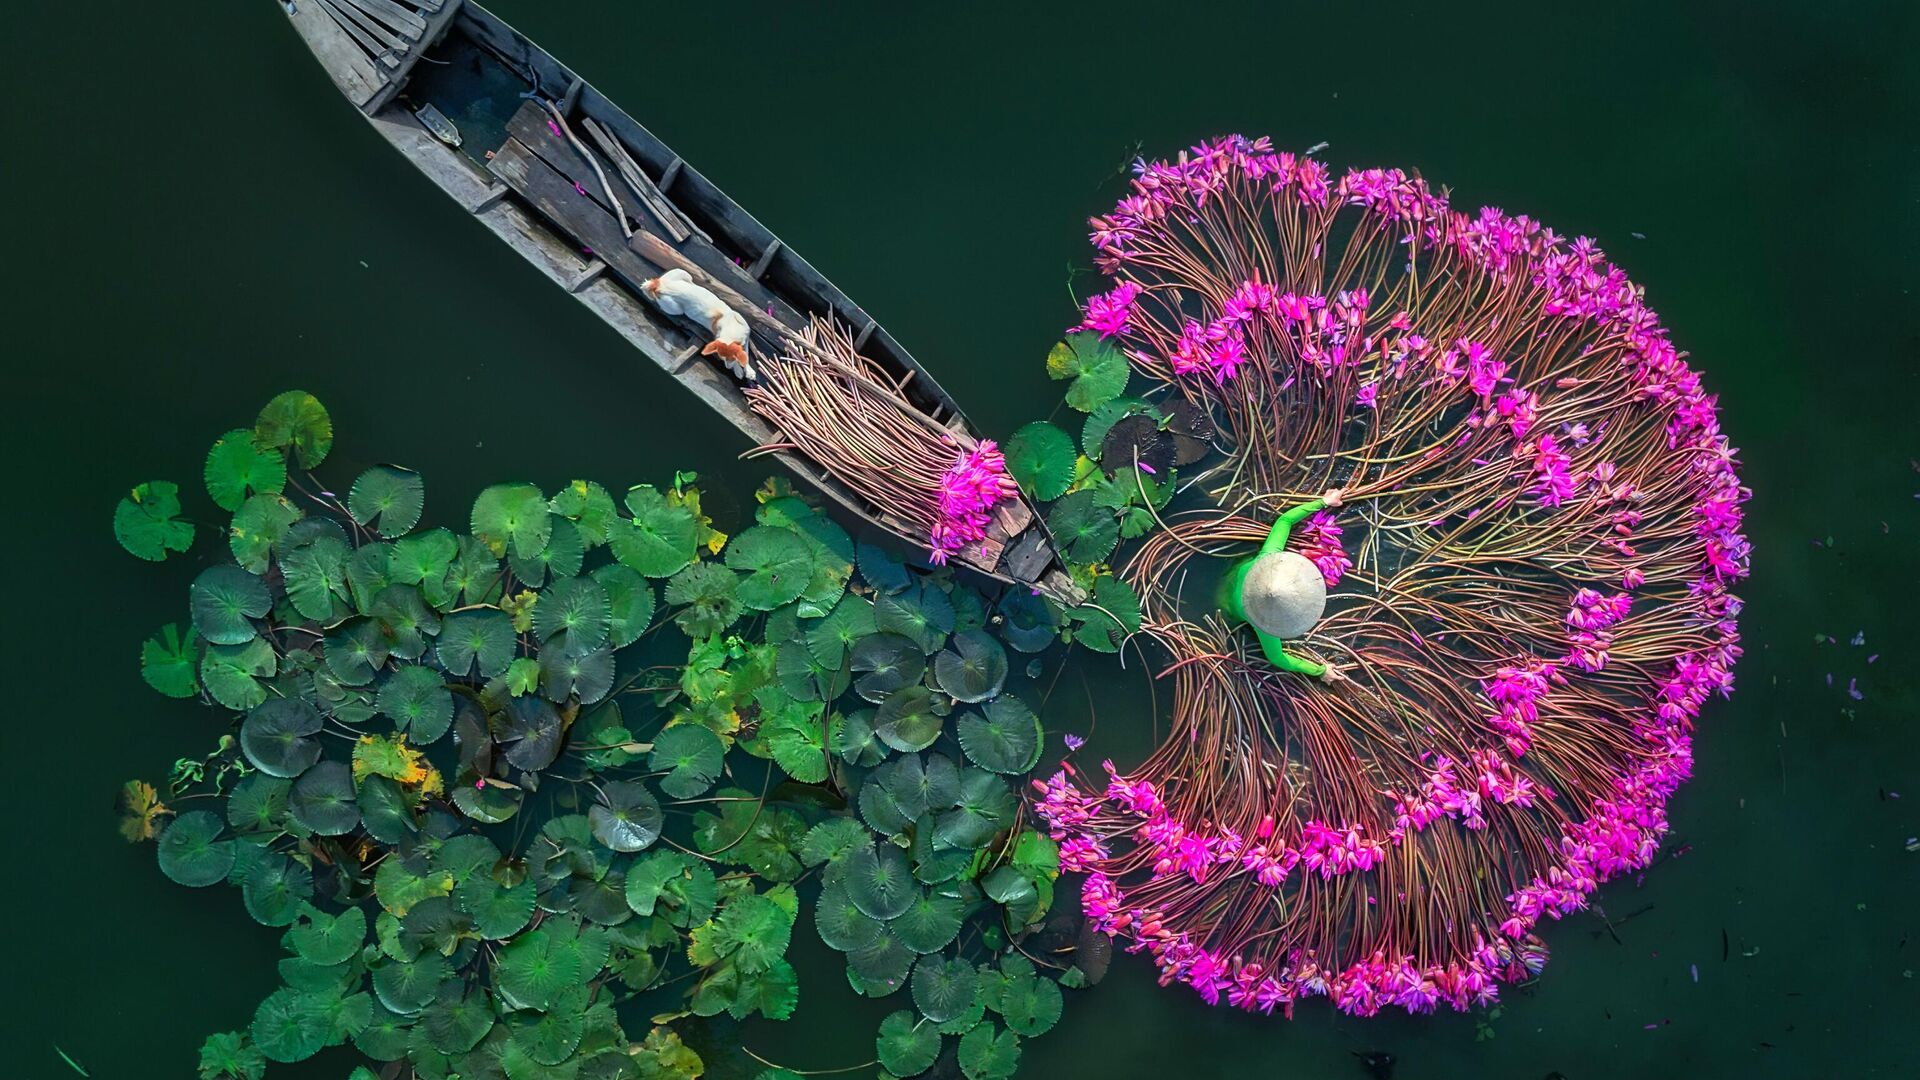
500,695,566,772
958,1024,1021,1080
876,1010,941,1077
119,779,171,843
1048,332,1129,412
388,529,458,587
550,480,619,546
589,780,663,853
324,619,389,686
690,892,792,974
348,466,425,538
995,589,1057,654
250,987,329,1063
509,515,586,587
592,563,656,647
351,1005,411,1061
470,483,552,559
935,769,1017,849
848,929,915,994
243,853,314,927
197,1030,267,1080
436,610,516,679
205,429,287,511
355,774,414,845
157,810,233,886
997,966,1064,1036
533,575,611,647
805,595,877,669
876,583,956,654
191,565,272,645
1100,413,1174,475
281,532,351,621
829,709,887,766
495,925,580,1011
289,761,361,835
845,843,916,920
140,623,201,698
798,817,870,878
874,685,942,753
114,480,195,561
850,633,926,703
371,952,449,1014
540,636,615,704
1005,422,1077,501
765,707,829,784
254,391,333,469
934,629,1009,703
1070,573,1142,653
290,905,367,966
228,493,302,573
856,541,913,594
813,882,886,953
956,696,1043,774
652,723,726,799
455,875,537,940
726,525,816,611
889,888,965,953
202,637,277,710
663,561,741,639
377,665,454,743
241,699,324,778
625,851,717,927
420,984,495,1055
609,485,698,577
912,956,979,1024
1046,490,1119,565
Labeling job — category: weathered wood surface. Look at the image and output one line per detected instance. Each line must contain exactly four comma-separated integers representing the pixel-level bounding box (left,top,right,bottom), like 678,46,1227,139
315,0,404,69
341,0,428,39
288,0,385,107
363,0,466,113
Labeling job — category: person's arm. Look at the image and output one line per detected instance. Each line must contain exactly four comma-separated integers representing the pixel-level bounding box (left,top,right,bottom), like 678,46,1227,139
1258,497,1324,556
1257,631,1327,677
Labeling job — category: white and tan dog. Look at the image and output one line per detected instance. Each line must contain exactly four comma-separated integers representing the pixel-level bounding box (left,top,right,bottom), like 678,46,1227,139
640,268,757,380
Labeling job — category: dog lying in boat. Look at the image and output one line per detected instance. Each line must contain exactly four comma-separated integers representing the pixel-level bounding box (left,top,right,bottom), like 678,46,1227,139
640,268,757,380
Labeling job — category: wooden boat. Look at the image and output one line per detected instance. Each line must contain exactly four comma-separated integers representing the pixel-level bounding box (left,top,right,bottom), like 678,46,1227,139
276,0,1079,601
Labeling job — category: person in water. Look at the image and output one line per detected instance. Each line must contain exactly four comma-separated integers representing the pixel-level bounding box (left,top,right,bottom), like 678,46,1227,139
1223,487,1345,681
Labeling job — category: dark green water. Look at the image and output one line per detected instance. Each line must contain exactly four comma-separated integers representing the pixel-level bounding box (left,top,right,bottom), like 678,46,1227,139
10,0,1917,1076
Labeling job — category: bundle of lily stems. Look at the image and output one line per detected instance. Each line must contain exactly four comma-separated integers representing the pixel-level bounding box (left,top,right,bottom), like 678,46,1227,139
745,317,1014,566
1032,136,1750,1017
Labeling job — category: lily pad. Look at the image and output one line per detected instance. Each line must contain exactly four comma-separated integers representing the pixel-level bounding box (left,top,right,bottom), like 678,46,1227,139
455,875,537,940
845,843,916,920
608,485,698,577
1069,574,1142,653
289,761,361,836
349,466,425,538
388,529,458,588
251,987,330,1063
228,773,292,834
814,882,886,952
1005,422,1077,501
850,633,926,703
829,709,887,766
420,984,495,1055
935,769,1017,849
872,753,960,824
436,610,516,679
509,516,586,586
325,619,390,686
591,563,656,647
889,888,965,954
856,541,914,594
1100,413,1174,476
533,575,611,647
725,526,815,611
664,561,741,639
510,986,588,1065
290,905,367,966
356,774,415,845
228,491,303,572
956,695,1043,774
624,851,717,927
995,589,1057,654
191,565,272,645
958,1024,1021,1080
470,483,552,559
798,817,871,880
377,665,453,744
540,636,615,704
202,637,277,710
765,708,829,784
1046,490,1119,564
805,595,878,669
140,623,201,698
876,1011,941,1078
495,925,580,1011
847,928,915,991
912,956,979,1024
997,968,1063,1036
651,723,725,799
550,480,619,545
874,685,942,753
1047,332,1129,412
589,780,662,852
876,583,956,653
372,952,449,1014
157,810,233,887
500,695,566,771
254,391,333,469
241,699,325,778
205,429,287,511
243,853,314,927
352,1004,412,1061
114,480,195,561
934,629,1008,703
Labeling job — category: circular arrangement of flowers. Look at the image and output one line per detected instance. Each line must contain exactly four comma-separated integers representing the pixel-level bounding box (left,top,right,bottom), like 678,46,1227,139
1031,135,1750,1017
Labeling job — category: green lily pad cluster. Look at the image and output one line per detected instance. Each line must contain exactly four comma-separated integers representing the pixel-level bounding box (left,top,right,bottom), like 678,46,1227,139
121,395,1097,1080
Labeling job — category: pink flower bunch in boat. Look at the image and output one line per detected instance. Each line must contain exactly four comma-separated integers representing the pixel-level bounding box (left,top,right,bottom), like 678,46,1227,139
927,440,1017,565
1037,135,1748,1018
